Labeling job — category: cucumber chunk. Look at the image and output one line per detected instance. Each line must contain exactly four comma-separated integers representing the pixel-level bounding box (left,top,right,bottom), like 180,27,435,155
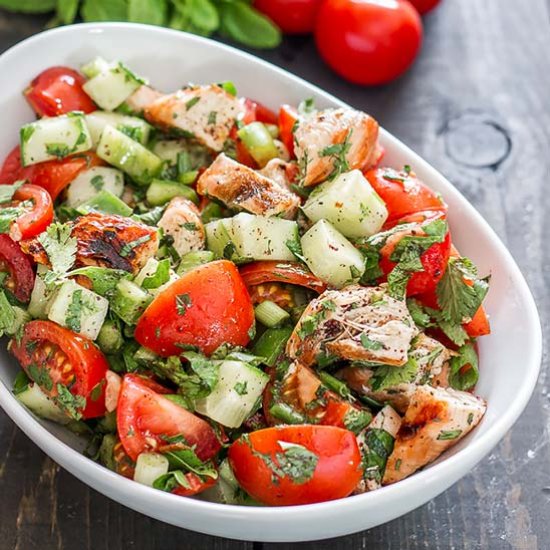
17,383,70,424
76,189,133,217
47,280,109,340
66,166,124,207
205,218,239,261
301,219,365,288
20,112,92,167
83,61,146,111
110,279,152,325
237,122,279,167
230,213,299,262
86,111,152,147
302,170,388,239
97,125,162,184
145,179,198,206
134,257,178,296
81,57,111,79
28,266,56,319
134,453,169,487
97,320,124,354
195,360,269,428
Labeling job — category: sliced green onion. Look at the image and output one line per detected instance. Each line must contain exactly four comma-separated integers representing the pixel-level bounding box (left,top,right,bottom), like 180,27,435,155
177,251,215,275
319,371,353,400
237,122,279,167
252,326,293,367
269,403,305,424
254,300,290,328
219,81,237,96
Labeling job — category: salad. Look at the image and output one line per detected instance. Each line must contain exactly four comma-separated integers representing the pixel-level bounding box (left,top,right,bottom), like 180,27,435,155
0,59,491,506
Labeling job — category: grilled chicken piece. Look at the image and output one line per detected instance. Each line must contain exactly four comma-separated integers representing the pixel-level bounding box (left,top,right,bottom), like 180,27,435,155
383,385,486,485
158,197,205,257
21,213,158,275
144,84,244,151
196,153,300,217
125,85,163,114
294,108,379,186
286,285,418,368
258,158,297,191
338,334,453,413
355,405,402,493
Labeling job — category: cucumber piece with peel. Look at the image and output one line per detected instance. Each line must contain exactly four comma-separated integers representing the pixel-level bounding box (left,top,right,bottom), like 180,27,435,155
110,279,152,325
195,360,269,428
66,166,124,207
300,219,365,288
134,453,170,487
86,111,152,147
302,169,388,239
17,383,70,425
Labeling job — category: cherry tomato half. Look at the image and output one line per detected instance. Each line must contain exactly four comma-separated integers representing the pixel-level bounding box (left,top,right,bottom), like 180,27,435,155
8,184,53,241
0,146,104,201
254,0,323,34
278,104,299,157
135,260,255,357
0,234,35,302
116,374,221,461
240,261,327,293
229,425,362,506
409,0,441,16
11,320,108,419
366,166,446,225
315,0,423,86
24,66,96,117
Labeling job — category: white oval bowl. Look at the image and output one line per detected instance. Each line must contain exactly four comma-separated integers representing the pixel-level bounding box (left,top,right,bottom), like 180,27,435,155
0,23,541,543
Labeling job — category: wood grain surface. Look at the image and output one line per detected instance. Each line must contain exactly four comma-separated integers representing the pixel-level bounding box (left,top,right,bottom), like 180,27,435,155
0,0,548,548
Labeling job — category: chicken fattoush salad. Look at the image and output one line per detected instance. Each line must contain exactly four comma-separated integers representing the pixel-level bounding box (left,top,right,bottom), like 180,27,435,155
0,58,490,506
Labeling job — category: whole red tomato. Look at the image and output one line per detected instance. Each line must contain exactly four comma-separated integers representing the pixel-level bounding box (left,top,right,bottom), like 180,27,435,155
409,0,441,15
254,0,323,34
315,0,423,85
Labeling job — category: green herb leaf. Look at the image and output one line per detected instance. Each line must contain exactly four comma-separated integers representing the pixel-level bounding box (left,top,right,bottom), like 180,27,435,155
437,429,463,441
0,291,16,337
218,1,282,49
449,343,479,391
187,0,219,33
175,292,192,315
369,358,419,392
319,130,352,180
12,371,30,396
0,181,23,203
128,0,168,25
164,447,218,479
0,0,56,13
81,0,128,21
360,334,383,351
142,258,170,289
360,427,395,483
56,0,79,24
68,266,131,297
343,408,373,435
38,222,77,285
55,383,86,421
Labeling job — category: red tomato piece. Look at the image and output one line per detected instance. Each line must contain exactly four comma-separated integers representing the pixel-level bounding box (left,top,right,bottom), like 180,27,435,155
229,425,362,506
241,98,278,125
135,260,255,357
366,167,446,225
378,214,451,296
0,146,104,201
116,374,221,462
278,104,299,157
11,320,108,419
8,184,53,240
0,234,35,302
254,0,323,33
409,0,441,15
172,473,218,497
315,0,423,86
464,306,491,338
240,261,327,294
24,66,96,117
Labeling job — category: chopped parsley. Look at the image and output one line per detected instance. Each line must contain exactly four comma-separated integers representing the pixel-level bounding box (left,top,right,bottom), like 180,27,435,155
38,223,77,285
185,96,201,110
28,363,53,393
233,381,248,395
359,428,395,484
437,429,462,441
449,343,479,391
369,358,419,392
181,222,198,231
319,130,352,180
90,174,105,191
207,111,217,125
176,293,192,315
0,291,16,337
55,383,86,421
45,142,71,158
343,408,373,435
119,234,151,258
360,334,383,351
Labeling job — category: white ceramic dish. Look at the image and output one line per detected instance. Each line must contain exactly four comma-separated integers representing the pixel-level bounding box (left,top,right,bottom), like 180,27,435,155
0,23,541,542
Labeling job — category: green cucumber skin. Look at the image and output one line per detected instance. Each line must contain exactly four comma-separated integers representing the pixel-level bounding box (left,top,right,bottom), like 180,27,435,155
111,280,152,325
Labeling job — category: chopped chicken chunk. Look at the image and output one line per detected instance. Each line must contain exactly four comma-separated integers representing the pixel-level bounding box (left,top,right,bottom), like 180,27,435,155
383,385,486,485
144,84,244,151
294,108,379,186
258,158,297,190
125,85,163,114
338,334,453,413
196,153,300,217
158,197,205,257
286,285,418,368
21,213,158,274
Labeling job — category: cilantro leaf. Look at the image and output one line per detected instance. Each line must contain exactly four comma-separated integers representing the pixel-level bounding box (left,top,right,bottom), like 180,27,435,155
436,257,489,325
0,291,16,337
360,427,395,484
319,130,353,180
55,383,86,421
369,358,419,391
360,333,384,351
38,223,77,285
449,343,479,391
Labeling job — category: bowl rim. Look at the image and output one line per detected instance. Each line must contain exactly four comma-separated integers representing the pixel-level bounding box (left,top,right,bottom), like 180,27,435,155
0,21,542,523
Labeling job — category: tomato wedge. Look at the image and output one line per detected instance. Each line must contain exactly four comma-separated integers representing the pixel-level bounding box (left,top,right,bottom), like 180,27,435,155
366,167,446,224
172,473,218,497
0,234,34,302
463,305,491,338
135,260,255,357
0,146,104,200
8,184,53,240
278,104,299,157
240,261,327,293
24,66,96,117
11,320,108,419
116,374,221,461
242,98,278,125
229,425,362,506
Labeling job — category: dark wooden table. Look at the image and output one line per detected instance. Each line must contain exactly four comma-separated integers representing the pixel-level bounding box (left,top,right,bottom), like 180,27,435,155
1,1,548,548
